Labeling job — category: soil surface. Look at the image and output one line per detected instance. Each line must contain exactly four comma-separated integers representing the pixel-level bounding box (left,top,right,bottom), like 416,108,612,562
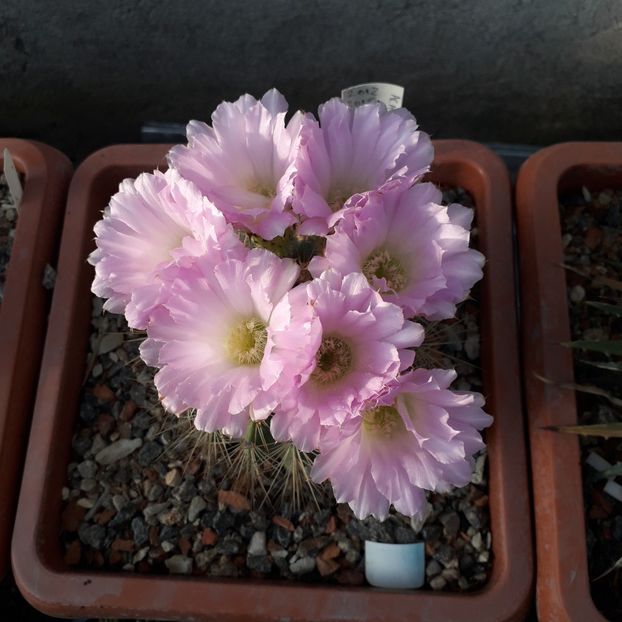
59,188,492,596
560,187,622,621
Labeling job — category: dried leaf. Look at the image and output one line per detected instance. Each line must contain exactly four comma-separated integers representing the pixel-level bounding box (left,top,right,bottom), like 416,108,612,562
544,423,622,438
534,372,622,407
593,555,622,582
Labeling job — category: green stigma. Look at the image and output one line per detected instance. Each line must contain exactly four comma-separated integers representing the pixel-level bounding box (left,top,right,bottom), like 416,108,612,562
226,318,268,366
362,249,407,292
249,181,276,199
362,405,406,440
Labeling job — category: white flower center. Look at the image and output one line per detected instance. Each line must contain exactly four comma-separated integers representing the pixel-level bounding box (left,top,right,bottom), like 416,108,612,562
225,318,267,366
311,336,353,385
362,249,407,292
362,405,406,440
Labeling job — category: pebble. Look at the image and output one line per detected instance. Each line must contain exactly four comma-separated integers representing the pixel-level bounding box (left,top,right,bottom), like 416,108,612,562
570,284,586,302
80,478,98,493
143,502,169,521
137,441,161,466
131,517,148,547
247,555,272,573
147,483,164,502
77,460,98,479
208,509,231,533
159,508,183,526
471,531,483,551
217,489,251,512
426,559,442,577
95,438,142,465
430,575,447,591
440,512,461,539
165,555,193,574
112,494,128,512
99,333,124,354
164,468,182,487
78,523,106,549
188,496,208,522
248,531,267,557
290,556,316,575
201,528,218,546
395,525,418,544
316,557,339,577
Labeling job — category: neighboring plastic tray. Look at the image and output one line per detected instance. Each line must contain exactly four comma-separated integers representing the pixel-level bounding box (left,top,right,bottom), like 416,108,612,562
516,142,622,622
0,140,72,579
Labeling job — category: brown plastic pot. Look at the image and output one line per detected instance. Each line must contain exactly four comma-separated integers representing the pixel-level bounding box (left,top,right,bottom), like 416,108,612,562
13,140,532,621
516,142,622,622
0,140,71,581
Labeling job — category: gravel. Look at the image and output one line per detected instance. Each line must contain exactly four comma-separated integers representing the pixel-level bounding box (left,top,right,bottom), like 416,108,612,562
560,187,622,620
60,187,491,591
0,174,18,304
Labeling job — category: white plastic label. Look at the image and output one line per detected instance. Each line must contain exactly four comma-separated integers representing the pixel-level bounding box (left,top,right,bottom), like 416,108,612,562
341,83,404,110
3,148,23,209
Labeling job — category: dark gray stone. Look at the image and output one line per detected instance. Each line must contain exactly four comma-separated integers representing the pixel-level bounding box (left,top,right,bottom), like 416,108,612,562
131,516,148,547
78,523,106,549
137,441,161,466
247,554,272,573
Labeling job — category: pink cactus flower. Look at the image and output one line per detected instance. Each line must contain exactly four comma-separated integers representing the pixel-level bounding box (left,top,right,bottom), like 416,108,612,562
292,98,434,235
168,88,305,240
311,368,492,520
139,249,301,434
309,181,485,319
268,269,424,452
89,168,245,329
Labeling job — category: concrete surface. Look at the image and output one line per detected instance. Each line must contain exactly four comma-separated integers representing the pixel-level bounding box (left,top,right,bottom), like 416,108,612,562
1,0,621,159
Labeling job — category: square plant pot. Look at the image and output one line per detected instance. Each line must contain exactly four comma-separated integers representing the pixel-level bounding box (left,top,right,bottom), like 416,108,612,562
12,141,532,621
0,140,72,580
516,142,622,622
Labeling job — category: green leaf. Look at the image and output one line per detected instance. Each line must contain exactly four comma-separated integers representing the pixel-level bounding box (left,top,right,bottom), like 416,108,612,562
563,340,622,355
545,423,622,438
586,301,622,318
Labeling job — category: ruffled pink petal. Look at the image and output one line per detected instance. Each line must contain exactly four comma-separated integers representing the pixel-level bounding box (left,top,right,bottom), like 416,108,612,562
270,269,422,452
292,98,434,234
310,180,484,319
141,249,299,434
89,169,245,329
168,89,302,239
310,367,491,519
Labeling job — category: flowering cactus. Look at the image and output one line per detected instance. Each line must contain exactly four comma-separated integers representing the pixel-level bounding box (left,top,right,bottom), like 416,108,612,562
89,88,491,520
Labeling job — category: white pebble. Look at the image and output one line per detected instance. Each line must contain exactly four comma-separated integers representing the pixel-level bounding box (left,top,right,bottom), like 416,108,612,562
95,438,142,465
248,531,267,557
570,285,585,302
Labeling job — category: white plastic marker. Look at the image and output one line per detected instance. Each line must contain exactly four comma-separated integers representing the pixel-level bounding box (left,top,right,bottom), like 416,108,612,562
3,148,23,211
365,540,425,589
341,83,404,110
586,451,622,503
